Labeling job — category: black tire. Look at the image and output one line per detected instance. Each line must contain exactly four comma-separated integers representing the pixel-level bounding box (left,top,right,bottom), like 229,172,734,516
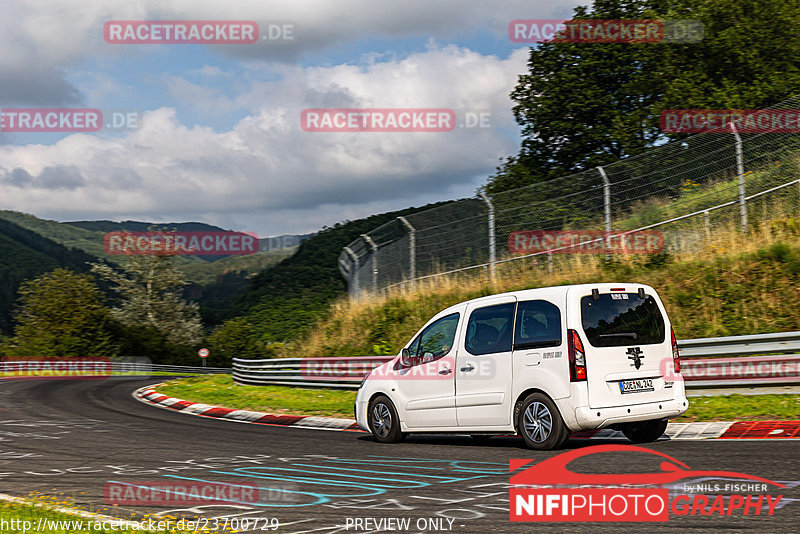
515,393,571,450
620,419,668,443
367,395,405,443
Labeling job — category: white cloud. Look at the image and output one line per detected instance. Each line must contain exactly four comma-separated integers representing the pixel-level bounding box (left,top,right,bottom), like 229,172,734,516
0,0,579,102
0,45,528,234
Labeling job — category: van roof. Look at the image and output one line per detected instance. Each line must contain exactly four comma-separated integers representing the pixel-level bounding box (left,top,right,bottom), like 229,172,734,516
439,282,655,313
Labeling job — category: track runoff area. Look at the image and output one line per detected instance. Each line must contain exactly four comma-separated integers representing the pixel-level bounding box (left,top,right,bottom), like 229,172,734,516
0,377,795,533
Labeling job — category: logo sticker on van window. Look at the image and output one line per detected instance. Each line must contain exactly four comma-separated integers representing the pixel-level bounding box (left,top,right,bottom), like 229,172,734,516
627,347,645,369
611,293,629,300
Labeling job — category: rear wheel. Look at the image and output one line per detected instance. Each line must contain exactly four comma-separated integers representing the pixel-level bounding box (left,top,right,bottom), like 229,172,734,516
620,419,668,443
515,393,570,450
367,396,405,443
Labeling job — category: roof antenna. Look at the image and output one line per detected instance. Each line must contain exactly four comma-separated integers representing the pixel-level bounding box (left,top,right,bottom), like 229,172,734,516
592,288,600,301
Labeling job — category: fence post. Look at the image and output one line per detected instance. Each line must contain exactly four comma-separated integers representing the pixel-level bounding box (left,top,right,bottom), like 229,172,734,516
730,122,747,232
704,210,711,239
797,179,800,207
478,192,496,280
361,234,379,292
343,246,359,296
597,166,612,252
397,216,416,283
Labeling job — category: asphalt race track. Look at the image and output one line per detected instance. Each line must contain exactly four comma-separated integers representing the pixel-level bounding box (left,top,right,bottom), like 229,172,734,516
1,378,798,533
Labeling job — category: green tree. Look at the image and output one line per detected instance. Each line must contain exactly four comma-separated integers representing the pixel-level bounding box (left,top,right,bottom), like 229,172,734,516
91,255,203,346
206,317,275,363
486,0,800,194
1,268,118,357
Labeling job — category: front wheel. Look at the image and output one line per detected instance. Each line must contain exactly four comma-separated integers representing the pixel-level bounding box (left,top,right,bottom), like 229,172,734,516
620,419,668,443
515,393,570,450
367,396,405,443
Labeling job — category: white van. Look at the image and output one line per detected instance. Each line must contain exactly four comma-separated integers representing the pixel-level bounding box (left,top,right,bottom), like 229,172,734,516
354,283,687,449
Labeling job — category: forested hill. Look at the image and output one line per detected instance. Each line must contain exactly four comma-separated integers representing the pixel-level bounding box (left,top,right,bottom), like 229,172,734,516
0,217,100,334
65,220,226,232
226,200,453,344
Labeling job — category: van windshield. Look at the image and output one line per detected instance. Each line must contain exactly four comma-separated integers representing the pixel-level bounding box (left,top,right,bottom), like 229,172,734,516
580,293,665,347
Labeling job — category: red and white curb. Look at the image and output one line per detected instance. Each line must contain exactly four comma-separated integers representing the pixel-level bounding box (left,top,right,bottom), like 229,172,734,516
133,385,361,431
134,385,800,440
574,420,800,440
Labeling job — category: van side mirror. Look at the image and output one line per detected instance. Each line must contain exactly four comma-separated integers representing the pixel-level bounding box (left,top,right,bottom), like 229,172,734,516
401,348,413,367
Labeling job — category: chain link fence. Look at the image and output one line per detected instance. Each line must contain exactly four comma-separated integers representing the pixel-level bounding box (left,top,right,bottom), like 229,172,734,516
339,95,800,295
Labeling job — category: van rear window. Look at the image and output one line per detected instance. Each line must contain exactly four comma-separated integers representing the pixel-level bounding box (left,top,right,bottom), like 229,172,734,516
580,293,665,347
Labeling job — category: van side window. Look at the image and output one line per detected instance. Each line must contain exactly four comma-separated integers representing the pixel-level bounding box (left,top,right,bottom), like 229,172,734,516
514,300,562,349
411,313,460,364
465,303,515,355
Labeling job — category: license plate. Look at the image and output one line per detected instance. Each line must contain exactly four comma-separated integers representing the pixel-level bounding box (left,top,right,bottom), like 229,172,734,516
619,378,654,394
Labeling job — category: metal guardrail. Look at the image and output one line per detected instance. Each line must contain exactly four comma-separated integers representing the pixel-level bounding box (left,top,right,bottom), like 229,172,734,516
233,331,800,390
233,356,393,388
676,331,800,387
677,331,800,358
0,360,230,377
111,362,231,374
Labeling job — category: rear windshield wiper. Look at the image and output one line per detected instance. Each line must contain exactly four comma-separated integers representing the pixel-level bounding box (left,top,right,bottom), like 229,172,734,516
598,332,638,339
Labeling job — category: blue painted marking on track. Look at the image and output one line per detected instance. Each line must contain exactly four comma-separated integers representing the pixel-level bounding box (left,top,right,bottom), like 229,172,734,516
367,454,507,467
159,474,334,507
107,479,270,507
152,455,502,508
337,455,508,474
212,466,433,489
251,463,486,483
207,469,389,495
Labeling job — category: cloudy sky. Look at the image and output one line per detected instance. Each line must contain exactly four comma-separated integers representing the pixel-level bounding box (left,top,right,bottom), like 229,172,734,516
0,0,582,236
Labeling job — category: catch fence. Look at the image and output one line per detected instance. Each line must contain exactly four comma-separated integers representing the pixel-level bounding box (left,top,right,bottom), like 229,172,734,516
340,96,800,294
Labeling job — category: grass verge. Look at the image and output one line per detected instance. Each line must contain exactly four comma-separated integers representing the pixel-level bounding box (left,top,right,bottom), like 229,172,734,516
675,393,800,422
157,375,356,418
0,499,196,534
289,213,800,358
155,375,799,423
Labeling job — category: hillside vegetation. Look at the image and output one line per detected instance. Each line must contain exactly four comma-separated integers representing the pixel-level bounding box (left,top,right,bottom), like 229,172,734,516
288,215,800,358
0,210,291,286
205,201,454,358
0,218,100,334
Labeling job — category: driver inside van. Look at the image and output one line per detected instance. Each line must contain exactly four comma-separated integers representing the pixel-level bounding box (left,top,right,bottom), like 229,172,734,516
519,307,560,345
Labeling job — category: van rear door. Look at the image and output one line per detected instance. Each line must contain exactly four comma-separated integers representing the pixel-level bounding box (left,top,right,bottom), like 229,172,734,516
570,286,674,409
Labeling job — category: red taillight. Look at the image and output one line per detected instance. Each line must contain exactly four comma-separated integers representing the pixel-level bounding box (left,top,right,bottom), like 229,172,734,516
671,328,680,373
567,329,587,382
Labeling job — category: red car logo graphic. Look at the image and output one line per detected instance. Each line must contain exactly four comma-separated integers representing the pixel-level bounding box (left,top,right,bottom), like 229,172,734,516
510,444,786,488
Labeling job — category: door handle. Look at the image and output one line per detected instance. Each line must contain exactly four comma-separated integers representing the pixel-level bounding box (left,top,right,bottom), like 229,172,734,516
460,364,475,372
439,368,452,375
